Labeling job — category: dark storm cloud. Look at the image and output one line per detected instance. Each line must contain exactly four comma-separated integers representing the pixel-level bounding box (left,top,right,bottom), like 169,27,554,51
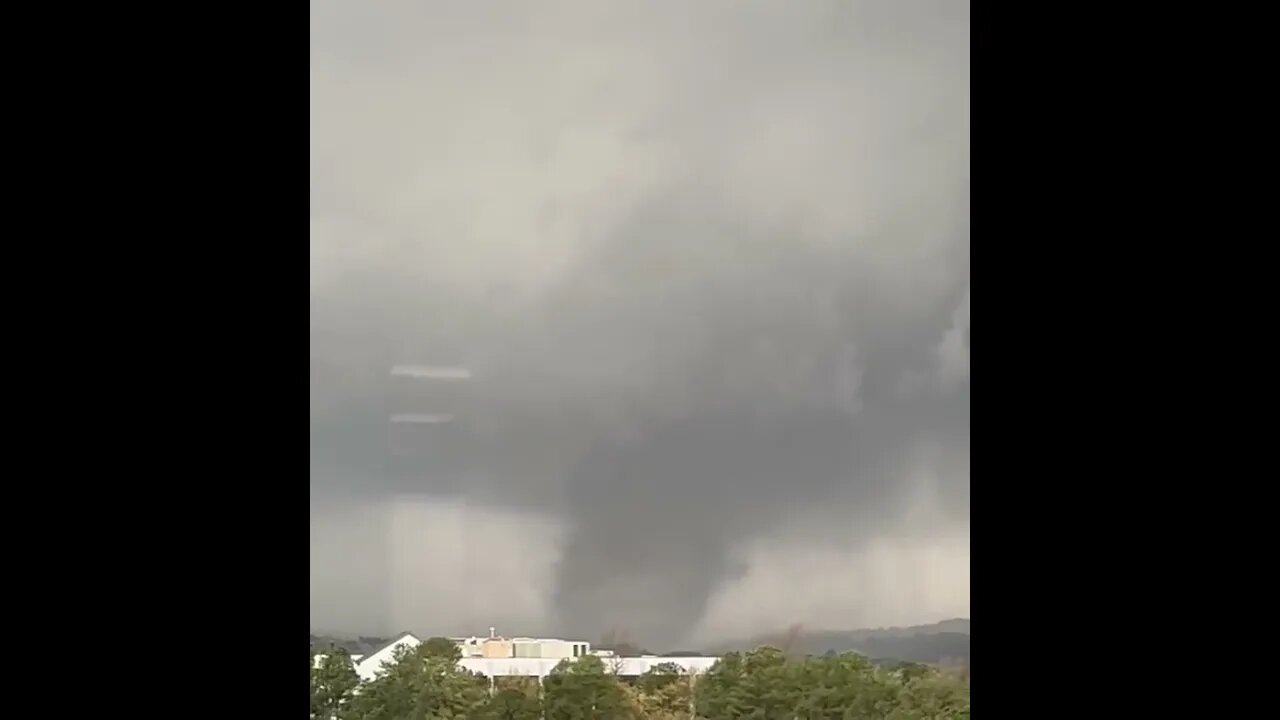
310,0,969,647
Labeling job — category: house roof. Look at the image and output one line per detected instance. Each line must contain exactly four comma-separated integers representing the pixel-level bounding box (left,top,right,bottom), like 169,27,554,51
354,631,421,668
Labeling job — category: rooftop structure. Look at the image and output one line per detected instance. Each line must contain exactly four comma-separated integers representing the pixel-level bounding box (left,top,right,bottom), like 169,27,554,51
453,629,591,660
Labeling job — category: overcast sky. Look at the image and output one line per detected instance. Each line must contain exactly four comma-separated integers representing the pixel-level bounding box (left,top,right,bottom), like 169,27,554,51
310,0,969,649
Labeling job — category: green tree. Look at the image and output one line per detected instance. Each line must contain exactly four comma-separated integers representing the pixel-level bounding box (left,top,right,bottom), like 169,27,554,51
634,663,692,718
694,651,746,720
310,645,361,720
695,646,948,720
495,676,541,696
636,663,683,696
349,643,489,720
475,688,544,720
543,655,634,720
886,670,970,720
422,636,463,661
791,652,898,720
692,646,796,720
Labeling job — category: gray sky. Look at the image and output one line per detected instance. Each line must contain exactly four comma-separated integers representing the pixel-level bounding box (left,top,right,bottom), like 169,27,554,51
310,0,969,649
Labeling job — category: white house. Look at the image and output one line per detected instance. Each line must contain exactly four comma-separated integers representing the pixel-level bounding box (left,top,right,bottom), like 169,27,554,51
352,632,422,682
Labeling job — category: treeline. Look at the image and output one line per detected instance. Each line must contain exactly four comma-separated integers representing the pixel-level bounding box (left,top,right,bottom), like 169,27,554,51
310,638,970,719
714,621,971,666
312,634,394,656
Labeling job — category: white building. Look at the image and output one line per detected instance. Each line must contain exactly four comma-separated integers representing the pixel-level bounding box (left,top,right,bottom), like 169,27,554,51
533,638,590,659
508,637,591,659
453,630,590,660
460,655,720,679
326,631,719,683
353,632,421,682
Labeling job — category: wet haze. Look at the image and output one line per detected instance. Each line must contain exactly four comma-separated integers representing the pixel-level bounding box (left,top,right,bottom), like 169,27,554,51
310,0,969,649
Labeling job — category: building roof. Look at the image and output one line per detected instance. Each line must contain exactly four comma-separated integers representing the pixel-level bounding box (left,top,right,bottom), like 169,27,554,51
354,632,420,667
457,656,720,678
352,632,423,682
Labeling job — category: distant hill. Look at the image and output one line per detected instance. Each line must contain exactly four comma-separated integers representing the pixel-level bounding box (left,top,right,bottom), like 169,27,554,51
711,619,970,665
309,634,394,656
